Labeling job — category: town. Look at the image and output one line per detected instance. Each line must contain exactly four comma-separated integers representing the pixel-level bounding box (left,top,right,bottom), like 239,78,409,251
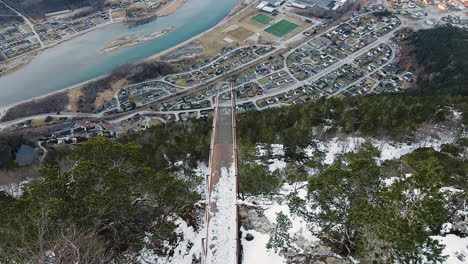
0,0,466,148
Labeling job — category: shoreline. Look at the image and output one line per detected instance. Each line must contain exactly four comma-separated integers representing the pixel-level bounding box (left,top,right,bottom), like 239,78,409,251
0,0,189,78
147,0,249,61
0,20,120,78
157,0,188,17
0,0,246,120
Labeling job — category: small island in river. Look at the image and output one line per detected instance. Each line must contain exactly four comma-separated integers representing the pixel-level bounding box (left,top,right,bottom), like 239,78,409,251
98,27,174,54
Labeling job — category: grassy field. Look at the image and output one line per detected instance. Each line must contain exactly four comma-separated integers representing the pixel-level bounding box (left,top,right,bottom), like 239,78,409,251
252,14,273,24
228,26,254,41
265,20,299,37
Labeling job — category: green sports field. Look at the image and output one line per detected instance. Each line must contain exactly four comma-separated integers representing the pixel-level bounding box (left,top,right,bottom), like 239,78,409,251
265,20,299,37
252,14,273,24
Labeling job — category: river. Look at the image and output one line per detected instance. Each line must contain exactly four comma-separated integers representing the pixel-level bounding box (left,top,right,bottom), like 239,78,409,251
0,0,239,107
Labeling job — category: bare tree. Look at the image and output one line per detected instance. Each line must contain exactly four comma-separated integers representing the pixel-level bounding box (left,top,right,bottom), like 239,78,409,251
32,226,114,264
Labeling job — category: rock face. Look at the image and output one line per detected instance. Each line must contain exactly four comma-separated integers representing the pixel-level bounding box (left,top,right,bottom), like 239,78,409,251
239,203,350,264
238,204,274,234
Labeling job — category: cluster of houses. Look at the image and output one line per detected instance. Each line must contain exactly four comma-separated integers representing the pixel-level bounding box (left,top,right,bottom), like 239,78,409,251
96,98,119,115
158,94,211,112
39,121,114,147
355,43,393,70
151,14,404,114
391,0,464,12
287,45,338,80
258,70,296,90
312,14,400,57
256,84,324,107
441,15,467,26
35,12,110,43
232,56,284,86
115,81,177,112
165,46,275,87
117,88,135,112
0,22,40,59
235,82,264,99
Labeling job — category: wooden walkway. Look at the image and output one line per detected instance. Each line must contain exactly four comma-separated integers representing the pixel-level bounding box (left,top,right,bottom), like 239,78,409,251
203,83,239,264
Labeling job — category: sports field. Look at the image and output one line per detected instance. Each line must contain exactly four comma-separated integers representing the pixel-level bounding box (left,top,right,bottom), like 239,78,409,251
265,20,299,37
251,14,273,24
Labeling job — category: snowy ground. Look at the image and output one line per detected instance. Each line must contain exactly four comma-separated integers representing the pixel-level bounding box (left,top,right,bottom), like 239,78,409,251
431,235,468,263
306,122,465,165
241,182,320,264
205,165,238,264
136,163,209,264
241,228,285,264
306,134,461,166
137,218,205,264
0,178,31,198
249,129,467,264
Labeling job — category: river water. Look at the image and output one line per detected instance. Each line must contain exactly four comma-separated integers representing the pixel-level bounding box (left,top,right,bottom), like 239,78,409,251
0,0,239,107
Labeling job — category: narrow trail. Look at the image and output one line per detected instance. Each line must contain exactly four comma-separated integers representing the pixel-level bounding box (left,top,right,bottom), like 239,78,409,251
203,83,239,264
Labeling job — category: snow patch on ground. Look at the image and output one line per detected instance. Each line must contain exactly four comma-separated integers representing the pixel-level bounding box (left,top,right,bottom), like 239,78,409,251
256,144,287,172
432,234,468,263
267,159,287,172
383,173,412,187
193,162,209,197
440,186,464,194
257,144,285,157
307,137,366,164
241,182,319,262
137,217,204,264
0,178,32,198
263,183,320,243
241,228,286,264
306,133,461,165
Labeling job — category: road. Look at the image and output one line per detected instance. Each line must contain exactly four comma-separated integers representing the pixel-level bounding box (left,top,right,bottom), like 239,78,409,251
0,0,43,47
234,20,403,108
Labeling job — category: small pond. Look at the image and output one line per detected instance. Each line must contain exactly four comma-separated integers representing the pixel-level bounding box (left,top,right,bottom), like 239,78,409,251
15,144,38,166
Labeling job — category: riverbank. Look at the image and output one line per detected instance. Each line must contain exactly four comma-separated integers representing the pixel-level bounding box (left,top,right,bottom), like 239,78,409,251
157,0,188,16
0,19,118,77
148,0,252,60
0,0,190,78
